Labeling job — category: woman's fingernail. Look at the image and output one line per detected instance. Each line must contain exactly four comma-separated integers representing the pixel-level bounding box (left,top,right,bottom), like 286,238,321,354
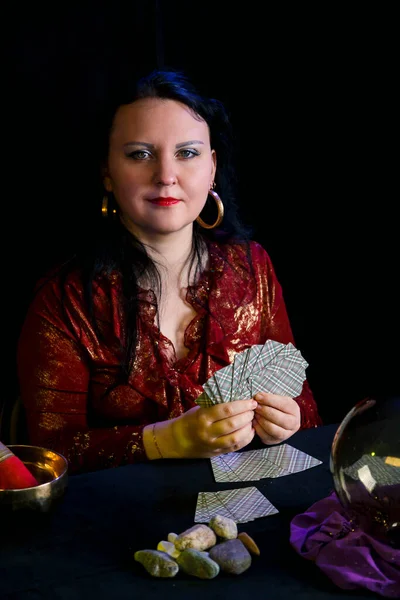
255,393,263,401
252,400,258,408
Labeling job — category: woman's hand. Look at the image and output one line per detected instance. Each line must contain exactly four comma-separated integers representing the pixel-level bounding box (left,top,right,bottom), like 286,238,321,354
167,399,257,459
252,392,300,444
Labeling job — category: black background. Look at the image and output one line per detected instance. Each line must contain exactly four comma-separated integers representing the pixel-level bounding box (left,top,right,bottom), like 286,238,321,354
4,2,398,425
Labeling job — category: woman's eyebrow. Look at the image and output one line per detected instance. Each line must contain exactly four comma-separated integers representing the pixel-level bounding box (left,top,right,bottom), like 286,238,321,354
123,141,154,149
123,140,205,149
175,140,204,148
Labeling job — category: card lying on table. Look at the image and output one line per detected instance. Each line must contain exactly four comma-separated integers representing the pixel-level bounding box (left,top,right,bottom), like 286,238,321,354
195,340,308,407
194,445,322,522
210,444,323,483
195,486,278,523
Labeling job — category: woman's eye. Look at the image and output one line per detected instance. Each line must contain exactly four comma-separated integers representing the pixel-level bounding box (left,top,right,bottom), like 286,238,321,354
177,149,199,159
127,150,151,160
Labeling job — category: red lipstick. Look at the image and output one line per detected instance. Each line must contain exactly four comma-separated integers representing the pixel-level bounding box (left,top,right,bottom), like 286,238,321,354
148,197,180,206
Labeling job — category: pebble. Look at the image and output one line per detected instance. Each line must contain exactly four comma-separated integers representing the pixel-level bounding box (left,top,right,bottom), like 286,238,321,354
174,524,217,551
167,532,178,543
237,532,260,556
209,538,252,575
177,548,220,579
209,514,238,539
134,549,179,578
157,540,181,559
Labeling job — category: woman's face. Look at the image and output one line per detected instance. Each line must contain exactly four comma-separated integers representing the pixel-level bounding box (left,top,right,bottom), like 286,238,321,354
105,97,216,238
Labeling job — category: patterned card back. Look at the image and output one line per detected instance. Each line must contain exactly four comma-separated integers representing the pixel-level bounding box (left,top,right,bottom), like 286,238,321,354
195,486,278,523
210,444,323,483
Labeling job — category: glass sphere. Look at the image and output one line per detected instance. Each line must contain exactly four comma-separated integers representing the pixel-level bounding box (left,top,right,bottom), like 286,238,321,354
330,396,400,547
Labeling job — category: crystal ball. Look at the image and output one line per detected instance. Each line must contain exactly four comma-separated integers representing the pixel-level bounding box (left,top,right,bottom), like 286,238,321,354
330,396,400,546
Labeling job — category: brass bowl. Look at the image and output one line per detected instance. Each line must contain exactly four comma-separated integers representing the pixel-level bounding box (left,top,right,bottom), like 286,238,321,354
0,445,68,512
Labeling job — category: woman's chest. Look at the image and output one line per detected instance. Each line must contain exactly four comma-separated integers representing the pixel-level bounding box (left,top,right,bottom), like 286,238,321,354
157,289,198,361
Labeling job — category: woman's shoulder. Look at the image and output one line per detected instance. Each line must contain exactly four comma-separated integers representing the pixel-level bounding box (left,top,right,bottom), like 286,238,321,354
30,261,119,308
34,263,120,293
32,262,83,298
212,239,272,265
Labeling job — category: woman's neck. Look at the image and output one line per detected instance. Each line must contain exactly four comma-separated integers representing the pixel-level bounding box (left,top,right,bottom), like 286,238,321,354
120,215,193,269
122,219,208,287
145,234,194,276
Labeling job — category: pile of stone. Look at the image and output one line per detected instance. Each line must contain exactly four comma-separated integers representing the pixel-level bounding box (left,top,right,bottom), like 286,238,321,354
134,514,260,579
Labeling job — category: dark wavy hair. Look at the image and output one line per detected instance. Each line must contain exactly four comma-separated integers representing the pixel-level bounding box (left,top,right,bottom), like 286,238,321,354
65,68,253,375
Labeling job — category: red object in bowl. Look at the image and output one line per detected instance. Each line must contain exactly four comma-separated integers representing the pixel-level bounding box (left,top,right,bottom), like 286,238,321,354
0,441,39,489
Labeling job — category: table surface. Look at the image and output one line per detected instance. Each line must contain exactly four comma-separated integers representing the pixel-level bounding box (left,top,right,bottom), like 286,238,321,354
0,424,379,599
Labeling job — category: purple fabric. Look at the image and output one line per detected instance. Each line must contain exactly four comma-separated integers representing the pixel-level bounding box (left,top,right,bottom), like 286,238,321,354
290,491,400,598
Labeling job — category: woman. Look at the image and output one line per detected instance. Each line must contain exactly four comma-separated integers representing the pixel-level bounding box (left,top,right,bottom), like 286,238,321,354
17,69,322,473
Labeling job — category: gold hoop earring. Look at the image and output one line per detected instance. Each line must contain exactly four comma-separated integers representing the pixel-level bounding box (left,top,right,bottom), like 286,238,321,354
196,189,224,230
101,195,117,218
101,196,108,218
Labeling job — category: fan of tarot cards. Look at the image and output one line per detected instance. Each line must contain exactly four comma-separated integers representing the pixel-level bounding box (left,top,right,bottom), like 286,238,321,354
195,340,308,408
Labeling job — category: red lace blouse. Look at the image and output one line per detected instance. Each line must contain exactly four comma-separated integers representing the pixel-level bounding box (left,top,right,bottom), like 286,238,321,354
17,241,322,473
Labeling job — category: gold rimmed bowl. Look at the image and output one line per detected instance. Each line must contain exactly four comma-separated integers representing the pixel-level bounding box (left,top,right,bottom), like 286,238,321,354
0,445,68,512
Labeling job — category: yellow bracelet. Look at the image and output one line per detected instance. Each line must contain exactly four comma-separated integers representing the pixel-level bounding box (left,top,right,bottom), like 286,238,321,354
152,423,163,459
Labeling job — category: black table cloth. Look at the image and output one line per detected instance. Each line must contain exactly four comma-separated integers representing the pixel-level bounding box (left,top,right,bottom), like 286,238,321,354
0,424,378,599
